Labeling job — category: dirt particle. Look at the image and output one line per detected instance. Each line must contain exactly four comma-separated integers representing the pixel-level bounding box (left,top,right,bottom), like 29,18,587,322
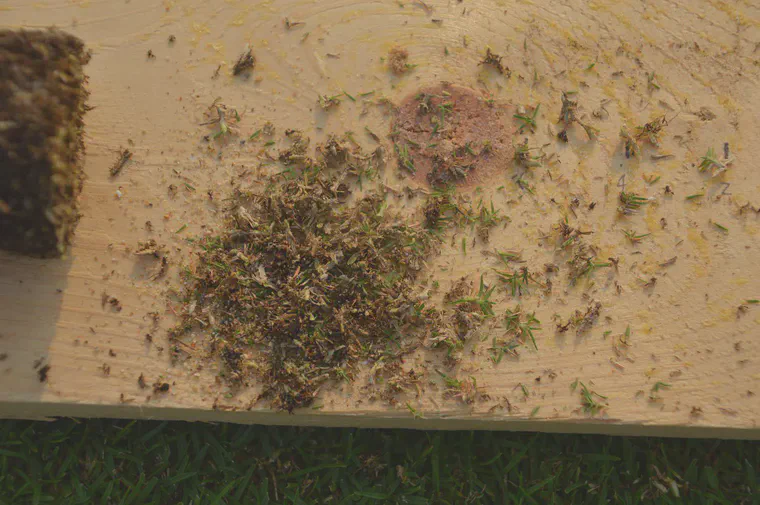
101,292,122,311
153,381,170,393
38,364,50,383
696,107,715,121
134,239,165,258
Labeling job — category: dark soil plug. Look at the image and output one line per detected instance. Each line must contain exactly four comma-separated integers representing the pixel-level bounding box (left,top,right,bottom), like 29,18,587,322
0,28,90,257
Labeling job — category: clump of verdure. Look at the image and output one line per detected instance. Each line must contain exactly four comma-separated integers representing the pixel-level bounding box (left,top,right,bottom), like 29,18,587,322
388,47,412,74
427,153,474,187
436,370,487,404
566,243,611,286
479,48,509,76
428,276,490,361
0,29,90,257
619,127,639,159
557,301,602,335
317,94,341,110
551,219,611,287
556,91,598,142
421,186,505,244
170,160,440,412
513,139,544,168
635,116,667,147
620,116,669,158
618,191,650,216
419,187,450,229
489,305,541,364
232,48,255,76
278,129,310,165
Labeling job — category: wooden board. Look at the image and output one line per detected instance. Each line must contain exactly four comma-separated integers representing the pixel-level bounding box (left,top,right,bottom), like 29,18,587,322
2,0,760,439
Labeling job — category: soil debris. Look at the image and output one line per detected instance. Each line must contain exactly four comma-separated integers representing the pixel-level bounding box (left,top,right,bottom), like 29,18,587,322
284,18,304,30
109,149,132,177
135,239,170,279
101,292,123,312
233,48,255,76
392,84,515,188
153,382,170,393
135,239,166,258
38,364,50,383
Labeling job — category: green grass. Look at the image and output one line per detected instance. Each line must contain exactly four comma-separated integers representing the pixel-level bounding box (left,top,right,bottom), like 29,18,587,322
0,419,758,504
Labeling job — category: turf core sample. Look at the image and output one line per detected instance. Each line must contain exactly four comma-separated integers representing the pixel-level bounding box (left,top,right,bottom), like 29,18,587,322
0,28,90,257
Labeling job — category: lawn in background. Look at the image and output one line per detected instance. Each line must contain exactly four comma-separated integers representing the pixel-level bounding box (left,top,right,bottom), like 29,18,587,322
1,419,758,504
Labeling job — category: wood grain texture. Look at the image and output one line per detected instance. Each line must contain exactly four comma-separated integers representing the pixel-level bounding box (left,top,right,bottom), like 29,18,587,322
1,0,760,438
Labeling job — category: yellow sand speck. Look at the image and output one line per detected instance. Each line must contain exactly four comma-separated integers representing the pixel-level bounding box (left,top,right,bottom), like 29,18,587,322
230,12,248,26
687,228,709,257
718,94,740,114
191,22,211,47
645,204,660,234
208,42,225,54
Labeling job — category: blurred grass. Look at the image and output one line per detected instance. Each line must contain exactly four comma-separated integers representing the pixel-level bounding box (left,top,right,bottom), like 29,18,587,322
0,419,758,504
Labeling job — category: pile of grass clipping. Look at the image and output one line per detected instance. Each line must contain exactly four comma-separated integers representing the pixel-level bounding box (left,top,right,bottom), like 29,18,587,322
0,28,90,257
171,138,442,411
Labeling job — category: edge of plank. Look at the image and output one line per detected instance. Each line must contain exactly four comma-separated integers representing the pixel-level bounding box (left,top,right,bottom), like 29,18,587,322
2,401,759,440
